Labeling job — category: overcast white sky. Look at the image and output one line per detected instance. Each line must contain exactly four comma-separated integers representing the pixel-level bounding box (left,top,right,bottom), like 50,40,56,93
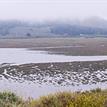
0,0,107,21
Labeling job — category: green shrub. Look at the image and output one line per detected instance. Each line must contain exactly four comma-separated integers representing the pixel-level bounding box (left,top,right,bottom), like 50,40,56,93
0,89,107,107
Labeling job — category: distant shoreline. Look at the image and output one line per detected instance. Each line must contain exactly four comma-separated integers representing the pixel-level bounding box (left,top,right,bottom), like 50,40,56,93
0,37,107,55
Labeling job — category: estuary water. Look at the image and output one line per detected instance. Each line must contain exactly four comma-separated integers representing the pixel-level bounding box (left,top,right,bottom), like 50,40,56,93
0,48,107,64
0,48,107,98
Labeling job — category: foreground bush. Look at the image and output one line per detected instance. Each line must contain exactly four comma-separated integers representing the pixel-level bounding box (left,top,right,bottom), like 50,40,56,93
31,89,107,107
0,92,23,107
1,89,107,107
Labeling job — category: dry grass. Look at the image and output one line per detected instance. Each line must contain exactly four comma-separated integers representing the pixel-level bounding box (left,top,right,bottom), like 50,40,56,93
1,89,107,107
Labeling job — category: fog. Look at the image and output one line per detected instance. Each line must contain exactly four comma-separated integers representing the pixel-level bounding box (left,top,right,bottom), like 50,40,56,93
0,0,107,21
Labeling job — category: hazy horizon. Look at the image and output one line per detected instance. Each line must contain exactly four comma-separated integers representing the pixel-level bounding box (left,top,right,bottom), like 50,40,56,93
0,0,106,21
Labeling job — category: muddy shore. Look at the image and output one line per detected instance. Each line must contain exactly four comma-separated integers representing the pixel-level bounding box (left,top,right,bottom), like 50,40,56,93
1,61,107,86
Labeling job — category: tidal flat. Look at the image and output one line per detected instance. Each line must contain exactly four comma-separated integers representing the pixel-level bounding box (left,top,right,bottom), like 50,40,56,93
0,38,107,98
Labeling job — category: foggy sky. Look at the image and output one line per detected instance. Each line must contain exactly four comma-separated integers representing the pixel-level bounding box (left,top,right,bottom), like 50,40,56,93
0,0,107,21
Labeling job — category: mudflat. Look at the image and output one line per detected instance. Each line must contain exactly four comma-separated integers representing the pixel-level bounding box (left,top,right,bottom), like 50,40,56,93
1,61,107,86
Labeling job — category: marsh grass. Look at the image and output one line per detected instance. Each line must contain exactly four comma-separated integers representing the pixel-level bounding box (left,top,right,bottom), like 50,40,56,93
1,89,107,107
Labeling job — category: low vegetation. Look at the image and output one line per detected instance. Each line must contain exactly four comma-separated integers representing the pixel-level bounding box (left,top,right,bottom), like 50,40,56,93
1,89,107,107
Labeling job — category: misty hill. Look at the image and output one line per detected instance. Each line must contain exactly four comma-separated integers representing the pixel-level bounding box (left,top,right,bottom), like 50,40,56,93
0,17,107,38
